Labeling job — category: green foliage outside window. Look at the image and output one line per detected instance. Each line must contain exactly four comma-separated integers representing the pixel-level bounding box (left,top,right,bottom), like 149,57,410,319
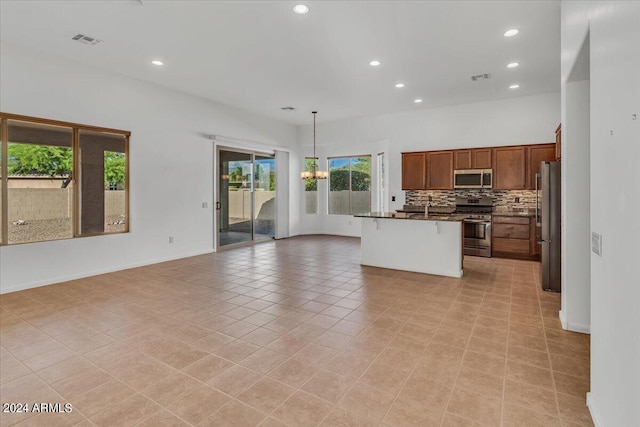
7,143,72,178
330,169,370,191
305,158,318,191
7,143,126,189
329,157,371,191
104,151,126,188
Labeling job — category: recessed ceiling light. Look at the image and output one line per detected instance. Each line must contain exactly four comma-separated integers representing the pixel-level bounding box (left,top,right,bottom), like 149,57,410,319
507,62,520,68
293,4,309,14
509,84,520,89
369,60,381,67
504,29,519,37
414,99,423,103
151,60,164,66
395,83,405,88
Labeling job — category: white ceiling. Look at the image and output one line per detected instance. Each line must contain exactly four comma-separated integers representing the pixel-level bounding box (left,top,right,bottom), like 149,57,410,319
0,0,560,125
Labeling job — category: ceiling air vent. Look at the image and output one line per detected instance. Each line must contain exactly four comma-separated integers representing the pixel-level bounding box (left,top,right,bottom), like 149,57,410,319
280,107,295,111
471,73,491,81
72,34,102,46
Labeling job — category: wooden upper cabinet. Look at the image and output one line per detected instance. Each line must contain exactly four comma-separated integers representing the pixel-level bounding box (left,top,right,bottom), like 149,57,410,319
427,151,454,189
454,148,492,170
454,150,472,170
555,124,561,160
493,146,527,189
401,152,426,190
527,143,556,189
472,148,492,169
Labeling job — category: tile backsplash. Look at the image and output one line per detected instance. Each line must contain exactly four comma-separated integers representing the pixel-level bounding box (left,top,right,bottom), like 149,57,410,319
405,189,537,211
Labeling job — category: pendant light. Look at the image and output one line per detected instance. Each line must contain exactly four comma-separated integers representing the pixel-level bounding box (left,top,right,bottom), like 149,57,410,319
301,111,328,180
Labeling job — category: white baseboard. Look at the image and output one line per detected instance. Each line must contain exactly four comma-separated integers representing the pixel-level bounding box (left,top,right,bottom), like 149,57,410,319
0,249,214,295
567,322,591,334
559,310,568,329
559,310,591,334
298,232,361,238
586,392,603,427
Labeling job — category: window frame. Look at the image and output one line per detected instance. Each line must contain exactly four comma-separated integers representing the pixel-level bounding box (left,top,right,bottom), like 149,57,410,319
377,152,386,212
0,112,130,246
327,154,371,215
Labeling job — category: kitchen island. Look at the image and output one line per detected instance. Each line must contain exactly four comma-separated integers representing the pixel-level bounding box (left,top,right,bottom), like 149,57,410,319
355,212,464,278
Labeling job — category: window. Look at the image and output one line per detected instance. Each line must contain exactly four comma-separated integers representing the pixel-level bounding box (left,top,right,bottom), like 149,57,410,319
78,130,127,236
377,152,386,212
328,155,371,215
304,157,318,214
0,113,130,245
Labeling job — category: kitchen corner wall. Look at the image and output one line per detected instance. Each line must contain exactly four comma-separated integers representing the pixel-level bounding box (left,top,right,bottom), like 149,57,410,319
405,189,537,211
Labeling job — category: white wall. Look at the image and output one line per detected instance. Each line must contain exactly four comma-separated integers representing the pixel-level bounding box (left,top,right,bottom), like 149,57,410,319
0,43,298,293
562,77,591,333
297,92,560,236
561,2,640,426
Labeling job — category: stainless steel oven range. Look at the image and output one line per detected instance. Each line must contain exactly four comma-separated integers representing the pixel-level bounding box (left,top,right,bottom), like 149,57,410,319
455,197,493,258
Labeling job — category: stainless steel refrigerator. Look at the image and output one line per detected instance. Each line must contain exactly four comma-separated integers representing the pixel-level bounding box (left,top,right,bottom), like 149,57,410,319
536,161,561,292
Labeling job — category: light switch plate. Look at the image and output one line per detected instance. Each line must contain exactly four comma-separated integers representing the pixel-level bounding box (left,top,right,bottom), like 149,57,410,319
591,232,602,256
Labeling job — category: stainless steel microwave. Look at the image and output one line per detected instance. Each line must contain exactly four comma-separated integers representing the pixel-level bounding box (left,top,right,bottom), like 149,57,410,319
454,169,493,189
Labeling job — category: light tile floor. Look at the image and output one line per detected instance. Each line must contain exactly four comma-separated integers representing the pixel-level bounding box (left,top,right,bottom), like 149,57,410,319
0,236,593,426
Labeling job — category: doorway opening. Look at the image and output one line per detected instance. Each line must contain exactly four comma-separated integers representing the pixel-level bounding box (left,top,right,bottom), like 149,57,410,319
217,147,276,248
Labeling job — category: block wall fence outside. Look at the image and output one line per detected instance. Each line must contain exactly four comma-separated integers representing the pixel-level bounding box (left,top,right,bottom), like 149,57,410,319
227,190,275,220
104,191,125,216
8,188,71,220
7,189,124,221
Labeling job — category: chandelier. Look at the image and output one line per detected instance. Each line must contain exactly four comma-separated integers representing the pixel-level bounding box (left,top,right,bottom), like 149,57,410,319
301,111,328,180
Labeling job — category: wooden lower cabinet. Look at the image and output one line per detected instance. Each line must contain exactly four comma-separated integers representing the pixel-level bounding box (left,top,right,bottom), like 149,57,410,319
492,216,540,260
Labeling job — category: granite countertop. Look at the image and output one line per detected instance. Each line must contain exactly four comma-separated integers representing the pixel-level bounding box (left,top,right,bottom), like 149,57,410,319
354,212,464,222
492,210,536,217
395,206,455,214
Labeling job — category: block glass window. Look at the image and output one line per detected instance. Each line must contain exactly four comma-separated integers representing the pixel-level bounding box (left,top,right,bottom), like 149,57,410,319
328,155,371,215
78,130,127,236
6,120,73,244
0,114,129,245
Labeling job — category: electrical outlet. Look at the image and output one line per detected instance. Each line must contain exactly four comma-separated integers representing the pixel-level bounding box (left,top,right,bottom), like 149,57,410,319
591,232,602,256
428,196,433,201
515,197,520,203
202,202,208,208
392,196,396,202
169,236,174,244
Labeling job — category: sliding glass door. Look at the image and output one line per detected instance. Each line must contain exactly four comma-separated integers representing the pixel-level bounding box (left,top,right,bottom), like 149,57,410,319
217,148,276,247
253,155,276,241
